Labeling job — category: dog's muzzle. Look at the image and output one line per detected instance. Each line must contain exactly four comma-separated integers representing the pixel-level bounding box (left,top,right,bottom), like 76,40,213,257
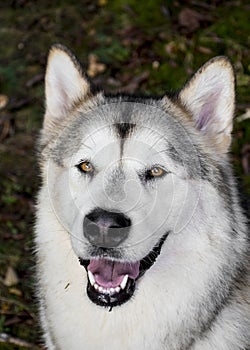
83,208,131,248
79,227,170,309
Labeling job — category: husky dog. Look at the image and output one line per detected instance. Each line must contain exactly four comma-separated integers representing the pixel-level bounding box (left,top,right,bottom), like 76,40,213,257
35,44,249,350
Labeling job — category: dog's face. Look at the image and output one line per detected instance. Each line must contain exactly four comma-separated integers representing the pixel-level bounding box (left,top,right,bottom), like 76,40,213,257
40,45,235,308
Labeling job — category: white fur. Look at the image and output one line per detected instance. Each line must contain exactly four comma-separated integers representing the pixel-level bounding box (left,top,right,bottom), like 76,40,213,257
36,176,248,349
44,45,90,127
179,57,235,153
35,47,249,349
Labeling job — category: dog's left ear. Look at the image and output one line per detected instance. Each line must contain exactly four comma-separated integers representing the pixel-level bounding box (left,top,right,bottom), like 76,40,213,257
44,44,91,130
178,57,235,154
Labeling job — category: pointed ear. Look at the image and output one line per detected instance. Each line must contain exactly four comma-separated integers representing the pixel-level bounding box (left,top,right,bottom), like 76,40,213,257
178,57,235,154
44,44,91,130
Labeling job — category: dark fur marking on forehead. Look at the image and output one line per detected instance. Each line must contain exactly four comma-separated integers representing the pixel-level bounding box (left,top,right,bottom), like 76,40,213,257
114,123,136,139
168,145,183,165
168,143,212,182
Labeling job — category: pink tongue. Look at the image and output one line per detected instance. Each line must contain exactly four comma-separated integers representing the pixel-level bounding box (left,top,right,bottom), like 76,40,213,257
88,259,140,288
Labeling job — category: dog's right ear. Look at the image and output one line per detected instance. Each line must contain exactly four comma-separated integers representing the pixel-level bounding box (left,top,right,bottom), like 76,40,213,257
44,44,91,131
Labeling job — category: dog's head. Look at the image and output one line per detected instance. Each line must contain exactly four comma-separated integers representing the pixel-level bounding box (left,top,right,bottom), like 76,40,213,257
39,45,235,308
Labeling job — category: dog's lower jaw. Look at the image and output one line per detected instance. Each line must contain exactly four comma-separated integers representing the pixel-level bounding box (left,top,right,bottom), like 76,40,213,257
79,231,170,308
87,277,136,309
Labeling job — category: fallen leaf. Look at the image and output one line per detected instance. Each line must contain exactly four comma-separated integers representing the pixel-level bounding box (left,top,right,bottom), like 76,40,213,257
98,0,107,6
4,316,22,327
106,77,122,88
178,8,207,33
165,41,177,56
87,54,106,78
0,95,9,109
26,73,43,88
236,108,250,123
115,71,149,93
152,61,160,70
196,46,212,54
9,288,23,297
0,114,14,141
4,266,19,287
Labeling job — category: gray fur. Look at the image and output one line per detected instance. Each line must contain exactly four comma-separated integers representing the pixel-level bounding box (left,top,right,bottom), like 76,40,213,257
36,46,249,350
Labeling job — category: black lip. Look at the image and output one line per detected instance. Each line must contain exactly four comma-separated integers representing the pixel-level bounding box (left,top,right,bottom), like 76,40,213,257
138,232,169,277
87,278,136,310
79,231,170,309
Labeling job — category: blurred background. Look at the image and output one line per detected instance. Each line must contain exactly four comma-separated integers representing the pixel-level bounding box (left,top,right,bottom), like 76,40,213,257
0,0,249,348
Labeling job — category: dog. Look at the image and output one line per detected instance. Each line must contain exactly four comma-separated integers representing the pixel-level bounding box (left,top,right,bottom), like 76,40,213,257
35,44,249,349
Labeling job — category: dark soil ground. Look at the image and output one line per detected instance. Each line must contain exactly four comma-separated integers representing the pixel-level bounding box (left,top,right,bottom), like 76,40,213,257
0,1,249,348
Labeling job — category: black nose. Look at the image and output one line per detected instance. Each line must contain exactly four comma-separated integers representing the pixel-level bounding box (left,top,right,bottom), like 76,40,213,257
83,208,131,248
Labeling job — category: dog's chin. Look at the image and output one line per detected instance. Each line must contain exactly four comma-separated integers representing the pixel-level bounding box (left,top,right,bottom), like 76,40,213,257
79,232,169,309
86,276,136,309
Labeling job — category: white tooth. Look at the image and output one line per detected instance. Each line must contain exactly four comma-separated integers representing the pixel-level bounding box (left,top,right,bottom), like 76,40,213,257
103,289,108,294
94,283,98,290
110,288,115,294
115,286,120,293
120,274,128,290
98,286,103,292
88,271,95,286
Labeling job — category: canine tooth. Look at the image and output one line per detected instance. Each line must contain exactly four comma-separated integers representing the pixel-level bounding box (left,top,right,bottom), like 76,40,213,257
88,271,95,286
120,274,128,290
115,286,120,293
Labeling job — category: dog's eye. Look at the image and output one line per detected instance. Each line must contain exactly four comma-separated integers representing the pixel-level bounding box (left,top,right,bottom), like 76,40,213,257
144,166,166,181
77,161,94,174
149,167,165,177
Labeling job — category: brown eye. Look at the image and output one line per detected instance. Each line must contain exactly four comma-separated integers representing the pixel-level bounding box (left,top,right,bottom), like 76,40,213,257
149,167,165,177
78,161,94,173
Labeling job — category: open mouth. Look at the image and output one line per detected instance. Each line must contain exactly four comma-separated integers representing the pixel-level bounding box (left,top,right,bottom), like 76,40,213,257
79,232,169,309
